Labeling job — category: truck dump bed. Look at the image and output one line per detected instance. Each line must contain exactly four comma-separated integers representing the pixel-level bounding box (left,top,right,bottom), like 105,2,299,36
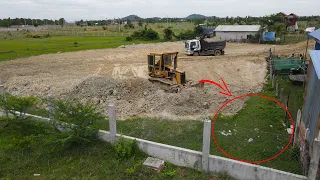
200,39,226,51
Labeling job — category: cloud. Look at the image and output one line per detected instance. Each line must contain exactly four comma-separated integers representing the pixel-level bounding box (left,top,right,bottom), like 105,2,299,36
0,0,318,21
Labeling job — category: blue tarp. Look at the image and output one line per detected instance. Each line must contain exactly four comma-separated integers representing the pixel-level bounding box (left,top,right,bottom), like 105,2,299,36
203,28,215,35
263,32,276,41
309,50,320,80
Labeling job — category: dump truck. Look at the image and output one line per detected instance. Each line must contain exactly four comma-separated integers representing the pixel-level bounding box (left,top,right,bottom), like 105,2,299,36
185,39,226,56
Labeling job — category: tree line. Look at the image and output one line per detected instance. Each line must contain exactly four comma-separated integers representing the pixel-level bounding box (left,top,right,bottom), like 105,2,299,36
0,18,66,27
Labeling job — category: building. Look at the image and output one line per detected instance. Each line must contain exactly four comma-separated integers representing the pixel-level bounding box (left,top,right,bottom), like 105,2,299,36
214,25,261,41
298,29,320,176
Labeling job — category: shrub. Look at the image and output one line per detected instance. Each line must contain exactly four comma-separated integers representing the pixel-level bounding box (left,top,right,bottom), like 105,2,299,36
163,28,174,41
74,42,79,47
0,94,38,119
114,137,137,159
125,36,133,41
131,28,159,41
43,33,51,38
102,26,107,30
194,25,204,37
52,100,104,147
175,30,195,40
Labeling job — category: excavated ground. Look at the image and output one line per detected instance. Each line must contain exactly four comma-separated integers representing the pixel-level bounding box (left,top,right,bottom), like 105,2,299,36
0,41,312,120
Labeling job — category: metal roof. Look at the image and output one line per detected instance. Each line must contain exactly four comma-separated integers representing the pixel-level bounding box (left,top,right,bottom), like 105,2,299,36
308,29,320,40
309,50,320,80
215,25,261,32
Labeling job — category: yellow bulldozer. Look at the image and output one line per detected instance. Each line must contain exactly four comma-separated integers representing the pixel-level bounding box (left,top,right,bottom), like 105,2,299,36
147,52,202,92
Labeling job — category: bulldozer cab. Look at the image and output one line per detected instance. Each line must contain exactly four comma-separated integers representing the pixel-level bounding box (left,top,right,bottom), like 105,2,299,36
147,52,178,74
147,52,186,86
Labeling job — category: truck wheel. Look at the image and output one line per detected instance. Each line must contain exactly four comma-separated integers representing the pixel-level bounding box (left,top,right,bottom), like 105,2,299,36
214,50,222,56
193,52,199,56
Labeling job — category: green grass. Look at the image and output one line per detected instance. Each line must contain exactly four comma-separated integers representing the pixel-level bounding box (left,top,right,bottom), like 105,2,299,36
96,77,304,174
0,118,227,180
0,36,159,61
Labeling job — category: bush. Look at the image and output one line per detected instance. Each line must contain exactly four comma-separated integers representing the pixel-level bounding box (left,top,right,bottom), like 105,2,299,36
131,28,159,41
175,30,195,40
43,33,51,38
52,100,104,147
114,137,137,159
0,94,38,119
102,26,107,30
125,36,133,41
194,25,204,37
163,28,174,41
74,42,79,47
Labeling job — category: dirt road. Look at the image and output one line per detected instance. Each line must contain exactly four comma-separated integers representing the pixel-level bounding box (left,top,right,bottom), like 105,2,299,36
0,41,311,120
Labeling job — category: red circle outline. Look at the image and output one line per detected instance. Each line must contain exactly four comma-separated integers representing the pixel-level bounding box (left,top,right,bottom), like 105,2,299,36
212,94,294,164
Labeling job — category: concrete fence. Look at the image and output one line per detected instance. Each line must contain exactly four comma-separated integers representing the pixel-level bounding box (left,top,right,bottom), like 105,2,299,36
102,105,309,180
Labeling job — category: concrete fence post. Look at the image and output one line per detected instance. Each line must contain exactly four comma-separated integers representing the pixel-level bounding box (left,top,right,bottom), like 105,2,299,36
276,80,279,97
269,58,273,81
0,84,7,116
272,75,275,89
293,109,302,145
202,120,211,172
308,138,320,180
108,104,117,144
47,93,55,120
280,88,284,104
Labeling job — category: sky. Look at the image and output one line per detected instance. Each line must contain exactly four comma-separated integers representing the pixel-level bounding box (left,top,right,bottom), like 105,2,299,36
0,0,319,22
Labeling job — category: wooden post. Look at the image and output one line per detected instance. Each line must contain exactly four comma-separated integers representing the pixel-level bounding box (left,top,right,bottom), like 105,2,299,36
293,109,302,145
47,93,55,120
276,80,279,97
202,120,211,172
272,75,275,88
108,104,117,144
308,138,320,180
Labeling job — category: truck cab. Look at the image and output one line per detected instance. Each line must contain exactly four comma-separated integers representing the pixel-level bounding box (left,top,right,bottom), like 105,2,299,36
185,39,226,56
185,40,201,56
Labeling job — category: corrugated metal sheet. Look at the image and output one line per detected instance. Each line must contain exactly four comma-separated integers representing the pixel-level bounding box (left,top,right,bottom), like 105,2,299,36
302,62,320,144
308,29,320,40
309,50,320,80
215,25,261,32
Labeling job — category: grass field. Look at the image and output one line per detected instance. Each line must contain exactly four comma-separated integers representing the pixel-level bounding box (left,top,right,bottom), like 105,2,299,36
0,22,195,61
0,118,233,180
0,36,159,61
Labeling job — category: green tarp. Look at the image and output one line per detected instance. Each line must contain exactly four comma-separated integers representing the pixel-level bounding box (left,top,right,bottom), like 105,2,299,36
272,57,303,70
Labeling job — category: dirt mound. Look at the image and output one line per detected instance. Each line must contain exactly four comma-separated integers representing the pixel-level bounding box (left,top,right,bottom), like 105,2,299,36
64,77,245,120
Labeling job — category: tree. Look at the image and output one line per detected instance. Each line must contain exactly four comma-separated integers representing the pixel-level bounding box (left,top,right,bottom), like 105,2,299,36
138,20,143,27
59,18,65,27
194,25,204,37
163,28,174,41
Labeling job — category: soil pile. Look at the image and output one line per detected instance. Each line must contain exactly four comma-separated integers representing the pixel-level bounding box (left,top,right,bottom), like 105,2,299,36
64,77,246,120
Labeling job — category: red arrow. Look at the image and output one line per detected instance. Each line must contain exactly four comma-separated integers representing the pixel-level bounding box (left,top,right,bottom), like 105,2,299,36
199,78,233,97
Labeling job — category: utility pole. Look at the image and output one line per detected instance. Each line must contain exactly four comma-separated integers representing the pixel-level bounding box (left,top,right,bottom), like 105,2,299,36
118,18,121,32
167,16,168,28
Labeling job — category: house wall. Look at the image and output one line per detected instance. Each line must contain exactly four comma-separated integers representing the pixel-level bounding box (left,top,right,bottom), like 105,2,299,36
302,62,320,144
215,31,258,40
